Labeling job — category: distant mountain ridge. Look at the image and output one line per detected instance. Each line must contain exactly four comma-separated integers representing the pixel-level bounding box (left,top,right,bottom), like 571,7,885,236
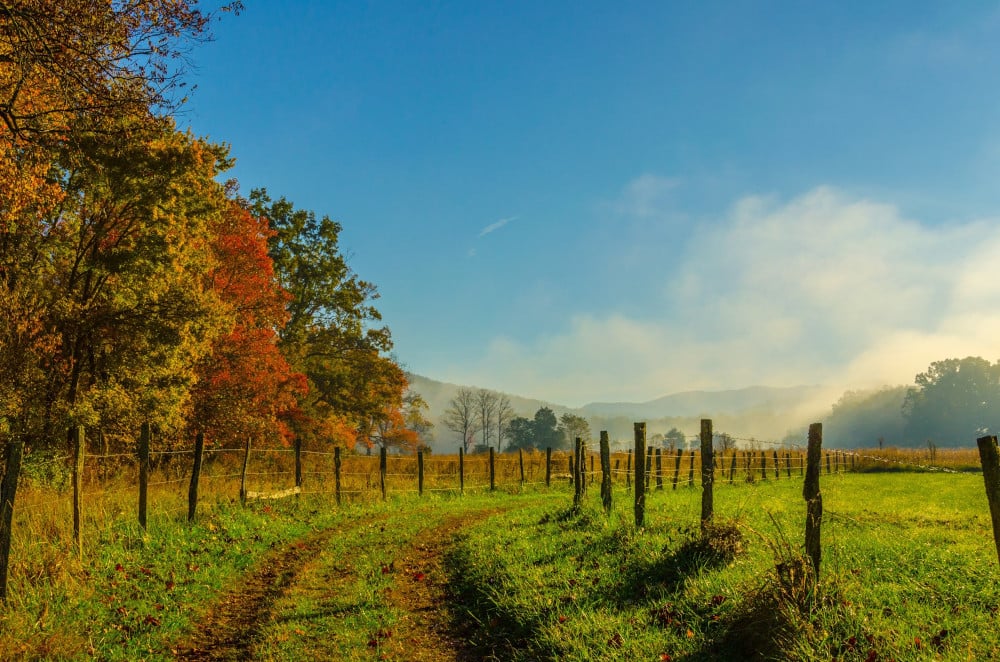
406,373,824,451
581,385,825,419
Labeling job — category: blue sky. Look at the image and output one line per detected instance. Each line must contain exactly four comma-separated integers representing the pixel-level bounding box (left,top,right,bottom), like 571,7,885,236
185,2,1000,407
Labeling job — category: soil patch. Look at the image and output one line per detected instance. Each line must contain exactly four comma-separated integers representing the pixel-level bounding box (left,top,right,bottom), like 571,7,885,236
172,528,335,661
378,508,507,662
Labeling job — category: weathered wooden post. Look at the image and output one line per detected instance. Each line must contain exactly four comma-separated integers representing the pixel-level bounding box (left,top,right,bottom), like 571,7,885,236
773,451,780,479
687,449,695,487
672,449,682,489
294,435,303,494
728,450,737,484
240,438,251,506
634,423,646,528
188,432,205,522
519,448,525,485
825,452,831,475
334,447,342,505
804,423,823,578
574,438,583,507
600,431,612,515
417,449,424,496
655,448,663,490
0,436,25,602
785,451,792,478
379,447,387,500
626,449,632,489
72,425,85,558
761,450,768,480
459,447,465,494
138,423,150,530
544,447,551,487
645,447,653,490
489,447,496,491
976,435,1000,567
700,419,714,530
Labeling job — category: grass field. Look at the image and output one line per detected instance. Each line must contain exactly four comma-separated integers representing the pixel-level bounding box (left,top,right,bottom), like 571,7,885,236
2,450,999,660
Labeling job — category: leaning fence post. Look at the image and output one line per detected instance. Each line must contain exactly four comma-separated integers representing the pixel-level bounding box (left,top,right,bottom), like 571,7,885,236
0,436,25,603
804,423,823,579
380,447,387,500
976,435,1000,567
334,447,342,505
138,423,150,530
673,449,682,489
519,448,525,486
600,431,612,515
188,432,205,522
418,449,424,496
701,419,714,530
72,425,85,558
240,437,251,506
634,423,646,527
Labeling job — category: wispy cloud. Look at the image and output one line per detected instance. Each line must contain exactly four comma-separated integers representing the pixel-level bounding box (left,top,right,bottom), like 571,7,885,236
478,215,518,237
611,174,681,218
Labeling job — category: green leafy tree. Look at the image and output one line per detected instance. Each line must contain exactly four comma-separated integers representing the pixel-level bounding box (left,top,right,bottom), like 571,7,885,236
825,386,907,448
505,416,536,451
665,427,686,451
903,357,1000,446
533,407,563,450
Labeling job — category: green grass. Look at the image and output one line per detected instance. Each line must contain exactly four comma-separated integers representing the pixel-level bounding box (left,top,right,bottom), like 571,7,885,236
4,472,1000,660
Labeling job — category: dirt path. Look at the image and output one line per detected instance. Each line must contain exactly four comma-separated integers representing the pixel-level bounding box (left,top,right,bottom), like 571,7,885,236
376,509,505,661
173,528,336,661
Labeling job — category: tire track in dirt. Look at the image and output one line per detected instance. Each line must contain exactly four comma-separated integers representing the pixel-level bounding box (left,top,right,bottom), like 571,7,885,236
172,514,387,661
376,507,512,662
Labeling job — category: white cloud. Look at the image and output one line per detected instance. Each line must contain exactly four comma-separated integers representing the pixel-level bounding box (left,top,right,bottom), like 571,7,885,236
611,174,681,218
478,215,518,237
451,186,1000,410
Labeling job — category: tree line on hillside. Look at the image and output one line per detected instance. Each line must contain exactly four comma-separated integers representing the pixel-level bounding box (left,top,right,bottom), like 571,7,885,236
0,2,431,473
824,356,1000,448
441,388,590,453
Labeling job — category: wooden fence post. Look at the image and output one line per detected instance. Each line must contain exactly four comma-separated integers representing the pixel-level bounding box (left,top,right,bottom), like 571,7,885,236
634,423,646,528
138,422,150,530
334,447,342,505
0,437,25,602
459,447,465,494
240,437,251,506
574,438,583,507
380,447,387,500
188,432,205,522
72,425,85,558
294,435,303,493
600,431,612,515
519,448,525,486
418,450,424,496
825,452,831,475
673,449,682,489
785,451,792,478
804,423,823,579
688,449,695,487
655,448,663,490
761,451,768,480
728,450,737,484
645,447,653,490
701,419,714,530
976,435,1000,567
544,447,551,487
489,447,496,492
773,450,779,479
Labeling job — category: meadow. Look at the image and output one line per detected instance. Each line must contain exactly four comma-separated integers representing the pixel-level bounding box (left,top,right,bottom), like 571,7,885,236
2,446,998,660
